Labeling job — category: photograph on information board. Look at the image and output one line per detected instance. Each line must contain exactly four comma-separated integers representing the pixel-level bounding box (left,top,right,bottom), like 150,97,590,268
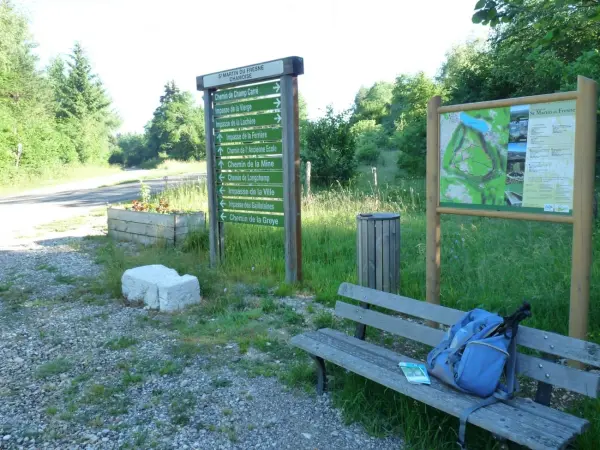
439,100,576,214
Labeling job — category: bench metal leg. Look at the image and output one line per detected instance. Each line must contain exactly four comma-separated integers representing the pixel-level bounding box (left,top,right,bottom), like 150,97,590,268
311,355,327,395
534,353,555,406
354,302,370,340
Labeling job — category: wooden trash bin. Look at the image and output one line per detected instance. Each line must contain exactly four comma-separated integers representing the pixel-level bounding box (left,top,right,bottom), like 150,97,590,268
355,212,400,339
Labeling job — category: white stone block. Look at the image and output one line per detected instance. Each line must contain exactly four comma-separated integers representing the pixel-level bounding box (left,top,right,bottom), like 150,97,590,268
121,264,200,311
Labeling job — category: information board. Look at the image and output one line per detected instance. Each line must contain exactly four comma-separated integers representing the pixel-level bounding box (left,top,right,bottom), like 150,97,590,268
197,56,304,283
439,100,576,214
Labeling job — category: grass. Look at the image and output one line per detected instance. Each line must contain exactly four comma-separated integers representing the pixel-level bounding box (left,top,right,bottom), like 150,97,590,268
91,157,600,449
104,336,139,350
35,358,72,379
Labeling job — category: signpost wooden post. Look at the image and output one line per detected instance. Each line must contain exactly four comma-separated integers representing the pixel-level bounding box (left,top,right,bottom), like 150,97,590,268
197,57,304,283
426,76,597,340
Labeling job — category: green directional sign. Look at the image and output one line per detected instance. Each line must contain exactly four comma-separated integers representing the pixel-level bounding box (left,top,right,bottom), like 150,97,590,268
217,157,282,171
216,128,282,144
215,112,282,130
218,198,284,214
219,211,284,228
217,171,283,185
214,97,281,117
217,184,284,199
217,142,282,157
214,81,280,104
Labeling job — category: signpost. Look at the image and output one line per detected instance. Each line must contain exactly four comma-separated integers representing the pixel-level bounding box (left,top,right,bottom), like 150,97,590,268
426,76,597,342
197,57,304,283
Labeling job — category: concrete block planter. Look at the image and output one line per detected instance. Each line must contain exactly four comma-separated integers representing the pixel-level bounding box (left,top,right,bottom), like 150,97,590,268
107,207,206,246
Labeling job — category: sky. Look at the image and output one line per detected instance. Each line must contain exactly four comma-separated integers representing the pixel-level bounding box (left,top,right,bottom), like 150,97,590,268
19,0,488,133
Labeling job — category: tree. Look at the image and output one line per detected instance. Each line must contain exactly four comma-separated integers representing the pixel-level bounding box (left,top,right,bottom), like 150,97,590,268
392,73,444,176
351,81,394,125
145,81,205,162
301,107,356,186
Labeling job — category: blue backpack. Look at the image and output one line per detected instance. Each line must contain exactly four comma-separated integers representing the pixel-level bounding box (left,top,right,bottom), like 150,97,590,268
426,304,531,449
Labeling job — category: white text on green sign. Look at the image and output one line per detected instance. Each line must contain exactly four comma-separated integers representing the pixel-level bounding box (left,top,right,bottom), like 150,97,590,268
216,128,282,143
217,184,284,199
217,157,282,171
219,198,284,213
219,211,283,227
214,81,280,104
215,112,282,130
217,171,283,185
214,97,281,117
217,142,282,157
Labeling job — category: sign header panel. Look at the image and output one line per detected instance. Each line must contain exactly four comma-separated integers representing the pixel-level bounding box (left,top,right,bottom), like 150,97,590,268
204,60,284,89
439,100,576,215
214,82,280,104
219,211,284,227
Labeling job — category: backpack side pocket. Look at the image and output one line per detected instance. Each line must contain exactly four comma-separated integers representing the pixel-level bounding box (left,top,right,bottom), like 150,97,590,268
455,335,509,398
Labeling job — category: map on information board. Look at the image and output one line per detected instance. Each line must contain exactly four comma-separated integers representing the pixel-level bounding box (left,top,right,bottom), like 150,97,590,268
439,100,576,214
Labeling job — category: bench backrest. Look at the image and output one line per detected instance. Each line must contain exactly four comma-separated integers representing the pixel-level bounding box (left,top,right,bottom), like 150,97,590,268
336,283,600,398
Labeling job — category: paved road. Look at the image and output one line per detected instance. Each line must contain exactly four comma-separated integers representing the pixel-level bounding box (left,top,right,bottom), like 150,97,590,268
0,173,206,242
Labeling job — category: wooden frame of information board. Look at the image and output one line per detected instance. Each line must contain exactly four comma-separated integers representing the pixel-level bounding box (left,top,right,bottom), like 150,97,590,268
426,76,597,341
197,57,304,283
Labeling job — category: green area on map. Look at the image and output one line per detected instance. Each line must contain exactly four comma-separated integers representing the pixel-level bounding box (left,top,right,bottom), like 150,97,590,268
214,81,280,104
440,108,510,206
217,171,283,185
219,211,284,227
214,97,281,117
218,198,284,214
217,142,282,157
216,128,282,144
217,184,284,199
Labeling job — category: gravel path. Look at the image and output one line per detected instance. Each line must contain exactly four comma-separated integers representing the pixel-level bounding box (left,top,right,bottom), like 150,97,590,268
0,216,404,449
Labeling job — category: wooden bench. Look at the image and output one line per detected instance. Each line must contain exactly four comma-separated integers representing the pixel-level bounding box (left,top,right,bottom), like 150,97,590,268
290,283,600,449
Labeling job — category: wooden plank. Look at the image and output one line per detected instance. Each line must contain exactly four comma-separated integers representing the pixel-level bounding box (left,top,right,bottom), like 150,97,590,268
437,207,574,224
281,74,302,283
426,96,442,313
203,90,219,266
337,283,600,368
290,332,576,449
437,91,578,113
317,328,589,434
569,76,597,343
358,216,369,285
375,219,383,291
335,301,600,396
107,208,174,227
382,218,390,292
108,229,173,246
392,217,399,293
367,218,375,288
108,218,174,239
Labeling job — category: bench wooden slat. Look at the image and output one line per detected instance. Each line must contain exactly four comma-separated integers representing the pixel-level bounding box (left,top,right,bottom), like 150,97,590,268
335,301,600,397
318,328,589,435
291,331,578,449
338,283,600,368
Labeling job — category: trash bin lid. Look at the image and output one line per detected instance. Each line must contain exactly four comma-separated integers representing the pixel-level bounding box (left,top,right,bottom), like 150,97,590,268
356,212,400,221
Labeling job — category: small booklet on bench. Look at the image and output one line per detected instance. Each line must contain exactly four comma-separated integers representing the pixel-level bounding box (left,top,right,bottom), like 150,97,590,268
398,362,431,385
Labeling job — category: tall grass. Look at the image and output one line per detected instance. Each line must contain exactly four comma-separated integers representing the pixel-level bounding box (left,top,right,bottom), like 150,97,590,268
99,173,600,449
